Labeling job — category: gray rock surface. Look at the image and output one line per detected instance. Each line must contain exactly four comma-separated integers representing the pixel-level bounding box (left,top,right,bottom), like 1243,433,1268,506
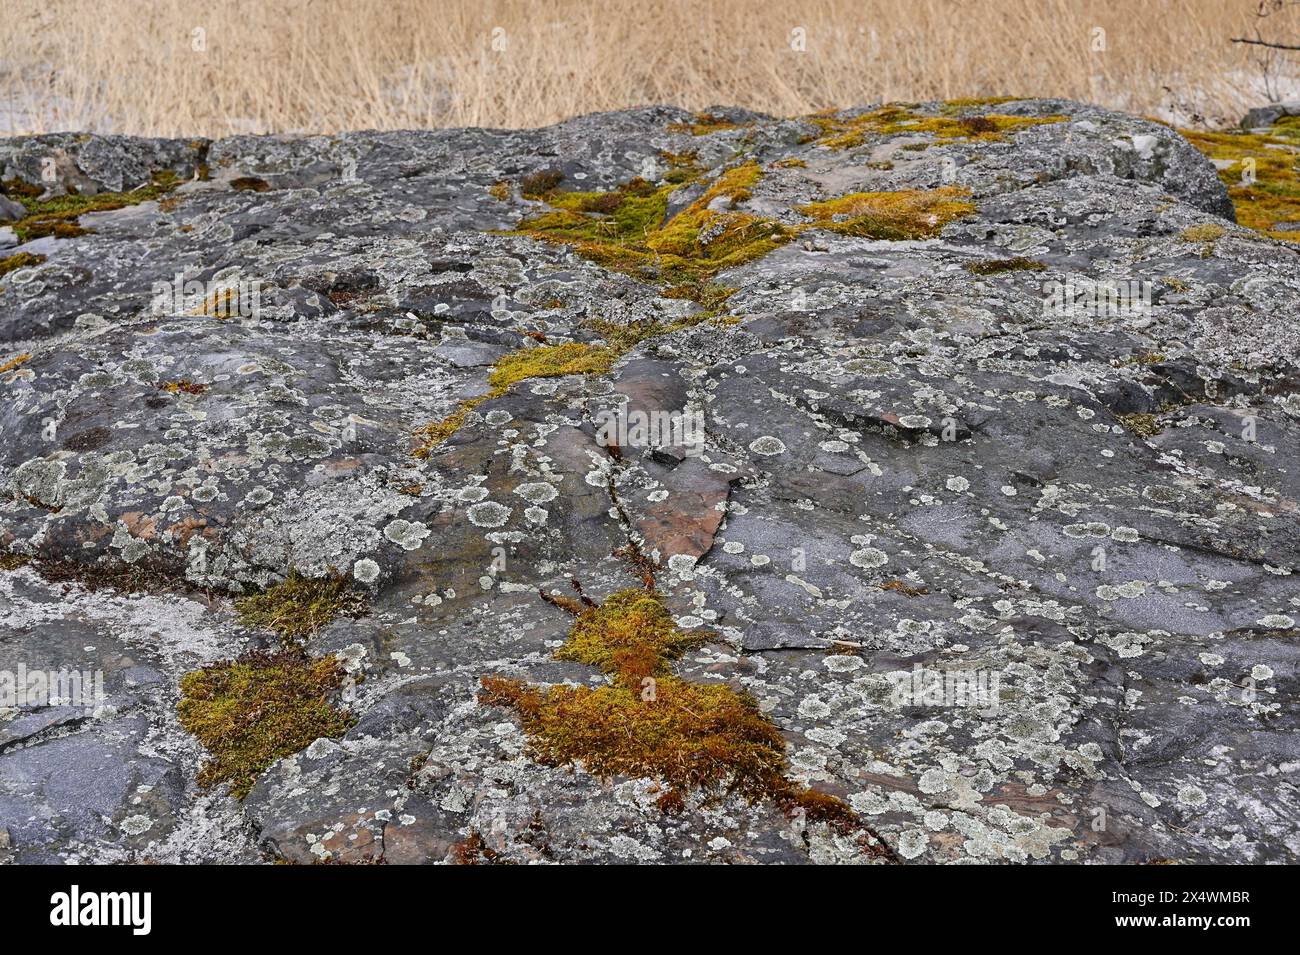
1242,101,1300,130
0,99,1297,864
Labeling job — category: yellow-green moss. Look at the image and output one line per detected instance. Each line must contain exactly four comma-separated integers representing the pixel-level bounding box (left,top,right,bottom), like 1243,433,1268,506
667,112,745,136
414,343,620,455
0,252,45,279
555,589,704,684
234,570,364,643
1179,222,1227,256
965,256,1046,275
512,160,796,287
9,170,181,243
1180,222,1226,243
0,552,34,572
799,186,975,240
412,394,487,457
159,379,207,395
1181,124,1300,243
809,104,1065,150
177,649,353,799
941,96,1024,111
479,586,880,840
1118,412,1161,437
487,341,616,392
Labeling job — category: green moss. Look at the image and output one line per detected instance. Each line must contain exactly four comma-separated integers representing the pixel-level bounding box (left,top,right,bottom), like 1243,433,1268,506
1180,222,1226,243
159,379,208,395
414,343,619,456
512,160,796,287
941,96,1024,111
1179,221,1227,256
10,170,181,242
234,569,365,643
412,394,488,458
478,586,886,846
487,341,617,392
799,186,975,240
1118,412,1161,437
667,112,745,136
965,256,1046,275
1181,125,1300,243
0,252,45,279
809,104,1065,150
177,649,353,799
0,553,34,571
556,589,704,685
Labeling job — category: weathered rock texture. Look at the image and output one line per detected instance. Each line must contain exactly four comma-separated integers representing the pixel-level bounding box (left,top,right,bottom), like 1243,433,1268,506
0,99,1297,864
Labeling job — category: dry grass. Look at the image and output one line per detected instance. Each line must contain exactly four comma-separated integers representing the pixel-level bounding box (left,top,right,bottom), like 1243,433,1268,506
2,0,1297,136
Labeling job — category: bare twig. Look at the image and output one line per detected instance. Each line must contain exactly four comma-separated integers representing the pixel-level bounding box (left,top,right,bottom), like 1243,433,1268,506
1230,36,1300,50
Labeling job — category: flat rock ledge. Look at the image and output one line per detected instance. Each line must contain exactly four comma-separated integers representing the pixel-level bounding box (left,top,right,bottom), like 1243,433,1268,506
0,99,1297,864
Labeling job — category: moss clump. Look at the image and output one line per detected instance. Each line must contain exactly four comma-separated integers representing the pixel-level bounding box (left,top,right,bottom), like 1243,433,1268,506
800,186,975,240
1181,124,1300,243
9,171,180,242
941,96,1024,111
1118,412,1161,437
880,578,929,597
809,104,1065,150
0,177,41,199
1179,222,1227,257
1180,222,1226,243
487,341,616,392
177,649,353,799
479,586,884,844
414,342,617,455
0,553,34,572
555,589,704,684
512,160,796,286
965,256,1046,275
229,176,270,192
481,674,789,805
520,168,565,198
188,287,243,318
0,352,32,374
159,379,207,395
234,570,365,643
0,252,45,279
412,394,487,458
667,112,744,136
